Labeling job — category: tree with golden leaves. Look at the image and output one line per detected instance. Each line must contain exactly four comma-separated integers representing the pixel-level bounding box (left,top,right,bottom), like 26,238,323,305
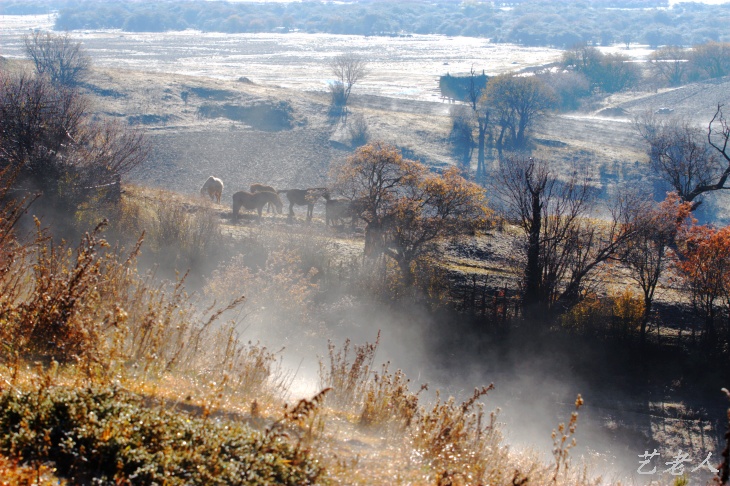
332,142,489,287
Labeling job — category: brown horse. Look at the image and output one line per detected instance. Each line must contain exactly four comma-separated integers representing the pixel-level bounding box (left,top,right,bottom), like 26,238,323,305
250,183,277,213
250,183,276,194
232,190,283,219
277,188,327,222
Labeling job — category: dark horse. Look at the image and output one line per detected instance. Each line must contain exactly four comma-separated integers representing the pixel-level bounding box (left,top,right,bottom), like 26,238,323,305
323,193,363,228
250,183,277,213
277,188,327,222
232,190,283,220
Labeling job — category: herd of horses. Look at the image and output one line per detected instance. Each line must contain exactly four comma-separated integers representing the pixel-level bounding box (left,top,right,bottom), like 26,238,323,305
199,176,361,226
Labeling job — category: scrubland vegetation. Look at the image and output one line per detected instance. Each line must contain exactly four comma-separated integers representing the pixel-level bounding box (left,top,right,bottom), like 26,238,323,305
4,14,730,486
0,165,612,485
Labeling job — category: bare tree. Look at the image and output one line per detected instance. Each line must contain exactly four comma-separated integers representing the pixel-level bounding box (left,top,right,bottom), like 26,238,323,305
24,31,91,87
636,111,727,210
493,156,636,315
328,53,368,113
649,46,689,87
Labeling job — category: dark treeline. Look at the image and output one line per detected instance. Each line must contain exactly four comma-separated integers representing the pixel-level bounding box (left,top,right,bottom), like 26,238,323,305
3,0,730,48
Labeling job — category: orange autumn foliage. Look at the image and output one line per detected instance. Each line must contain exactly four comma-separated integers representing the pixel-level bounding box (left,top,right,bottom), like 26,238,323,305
676,223,730,329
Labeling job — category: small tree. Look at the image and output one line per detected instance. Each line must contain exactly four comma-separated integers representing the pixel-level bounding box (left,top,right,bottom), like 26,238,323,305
466,67,491,179
328,53,368,114
562,45,641,94
484,74,555,151
449,105,475,172
332,142,489,287
598,53,641,93
649,46,689,87
24,31,91,87
688,41,730,80
676,224,730,341
535,70,590,112
621,192,692,344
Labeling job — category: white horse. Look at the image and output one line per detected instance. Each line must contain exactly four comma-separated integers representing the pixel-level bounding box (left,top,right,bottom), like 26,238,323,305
200,176,224,203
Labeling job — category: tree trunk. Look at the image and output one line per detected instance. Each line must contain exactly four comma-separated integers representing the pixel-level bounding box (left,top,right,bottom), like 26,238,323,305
524,192,542,311
497,125,506,153
398,256,414,288
477,124,486,179
516,117,528,149
639,295,652,347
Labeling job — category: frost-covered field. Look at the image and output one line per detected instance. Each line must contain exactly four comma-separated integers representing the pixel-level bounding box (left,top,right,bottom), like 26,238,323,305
1,14,567,101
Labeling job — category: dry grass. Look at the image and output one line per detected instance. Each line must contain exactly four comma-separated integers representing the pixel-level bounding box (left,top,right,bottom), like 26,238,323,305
0,174,320,483
314,335,606,486
319,332,380,410
0,172,686,485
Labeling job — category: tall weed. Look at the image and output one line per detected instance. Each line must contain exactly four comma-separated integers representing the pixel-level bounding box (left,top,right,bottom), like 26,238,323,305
413,385,507,484
359,362,425,432
319,332,380,409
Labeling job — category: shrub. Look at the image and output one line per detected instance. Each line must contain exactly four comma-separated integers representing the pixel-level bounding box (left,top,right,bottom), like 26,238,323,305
0,385,322,485
412,384,507,484
96,185,229,279
0,72,147,221
611,288,645,334
561,290,645,338
348,113,370,147
149,196,223,270
205,247,320,334
0,221,119,365
0,187,279,404
552,394,584,482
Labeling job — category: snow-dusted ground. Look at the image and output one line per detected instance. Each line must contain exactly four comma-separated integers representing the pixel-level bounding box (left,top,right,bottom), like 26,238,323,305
1,14,566,102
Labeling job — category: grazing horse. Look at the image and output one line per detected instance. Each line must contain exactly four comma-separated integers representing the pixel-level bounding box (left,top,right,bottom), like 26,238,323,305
200,176,224,203
232,190,283,220
277,188,327,222
250,183,277,213
323,193,360,228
